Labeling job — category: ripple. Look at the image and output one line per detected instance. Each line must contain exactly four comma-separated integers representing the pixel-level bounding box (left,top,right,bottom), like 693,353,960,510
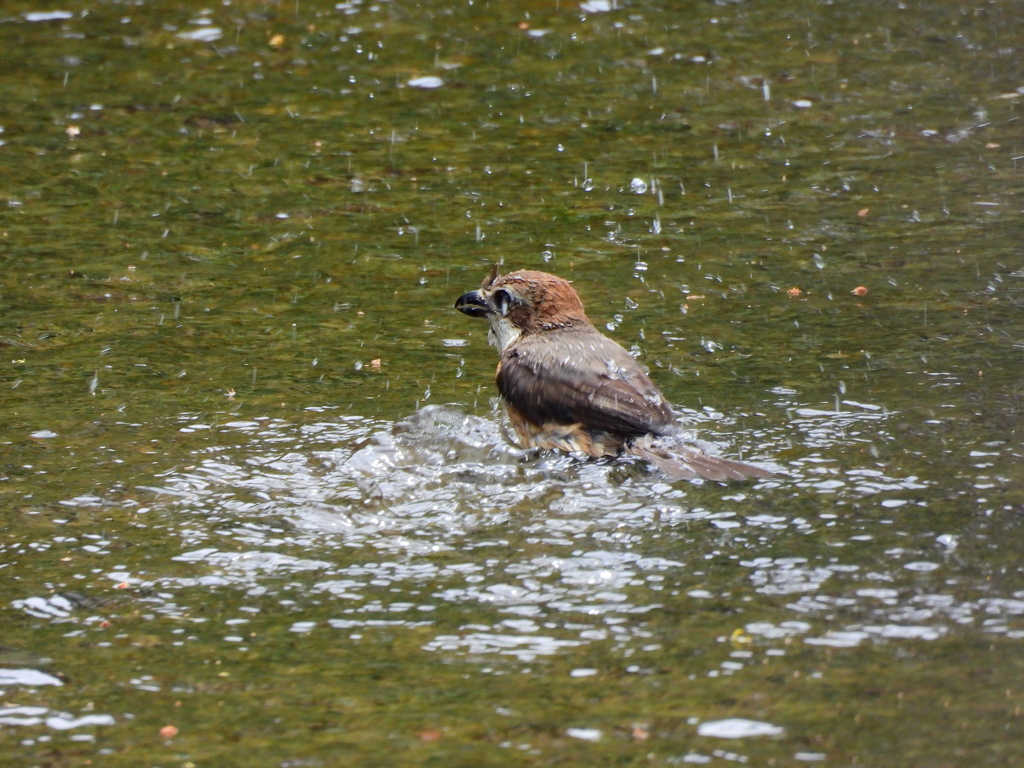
0,706,115,730
0,669,64,687
26,398,1020,670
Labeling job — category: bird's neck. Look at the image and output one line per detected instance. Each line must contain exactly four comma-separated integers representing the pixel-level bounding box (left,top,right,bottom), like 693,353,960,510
489,317,597,352
487,315,524,351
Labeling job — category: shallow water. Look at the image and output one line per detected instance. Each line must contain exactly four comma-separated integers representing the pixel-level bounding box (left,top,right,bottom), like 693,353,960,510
2,0,1023,765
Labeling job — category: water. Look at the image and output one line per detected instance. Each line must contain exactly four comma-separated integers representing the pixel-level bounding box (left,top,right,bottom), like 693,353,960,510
1,0,1023,765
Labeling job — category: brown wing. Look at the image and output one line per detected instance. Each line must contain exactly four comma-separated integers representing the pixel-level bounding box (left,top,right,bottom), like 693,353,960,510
496,328,676,438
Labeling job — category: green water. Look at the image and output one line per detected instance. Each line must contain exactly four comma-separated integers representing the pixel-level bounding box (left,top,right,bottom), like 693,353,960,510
1,0,1023,765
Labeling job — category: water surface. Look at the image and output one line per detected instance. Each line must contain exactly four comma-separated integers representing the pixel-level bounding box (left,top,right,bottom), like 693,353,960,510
1,0,1023,765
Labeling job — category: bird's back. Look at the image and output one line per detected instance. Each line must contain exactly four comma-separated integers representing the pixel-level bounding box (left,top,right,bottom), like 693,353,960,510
496,326,676,441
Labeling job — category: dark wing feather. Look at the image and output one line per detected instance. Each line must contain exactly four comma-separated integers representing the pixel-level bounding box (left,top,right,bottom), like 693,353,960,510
496,329,676,438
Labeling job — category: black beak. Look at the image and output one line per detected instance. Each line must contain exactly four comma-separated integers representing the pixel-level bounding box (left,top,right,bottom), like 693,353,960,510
455,290,490,318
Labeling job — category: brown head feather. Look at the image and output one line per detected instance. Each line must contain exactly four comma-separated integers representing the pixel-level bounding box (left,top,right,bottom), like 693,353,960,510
481,263,500,290
490,270,590,334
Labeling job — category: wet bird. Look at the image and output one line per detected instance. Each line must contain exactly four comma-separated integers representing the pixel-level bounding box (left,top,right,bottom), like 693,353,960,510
455,266,772,481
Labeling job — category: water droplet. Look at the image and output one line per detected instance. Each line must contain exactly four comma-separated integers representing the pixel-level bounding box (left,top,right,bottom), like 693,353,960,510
812,253,825,269
541,250,554,262
407,76,444,89
24,11,74,21
581,178,594,191
630,177,648,194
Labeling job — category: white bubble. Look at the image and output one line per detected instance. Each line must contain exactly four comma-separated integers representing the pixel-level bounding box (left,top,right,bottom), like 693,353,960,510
24,11,74,21
697,718,784,738
177,27,223,42
407,76,444,89
566,727,602,741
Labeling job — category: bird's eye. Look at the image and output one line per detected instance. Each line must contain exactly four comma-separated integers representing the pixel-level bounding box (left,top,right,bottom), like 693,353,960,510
493,289,513,316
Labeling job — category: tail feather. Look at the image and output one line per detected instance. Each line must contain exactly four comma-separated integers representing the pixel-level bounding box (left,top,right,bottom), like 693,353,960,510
627,438,773,482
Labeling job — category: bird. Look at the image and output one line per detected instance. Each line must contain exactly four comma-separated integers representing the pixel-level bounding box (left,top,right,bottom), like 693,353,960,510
454,266,773,482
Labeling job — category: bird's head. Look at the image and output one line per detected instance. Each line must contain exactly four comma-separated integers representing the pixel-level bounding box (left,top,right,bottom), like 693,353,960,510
455,266,590,350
